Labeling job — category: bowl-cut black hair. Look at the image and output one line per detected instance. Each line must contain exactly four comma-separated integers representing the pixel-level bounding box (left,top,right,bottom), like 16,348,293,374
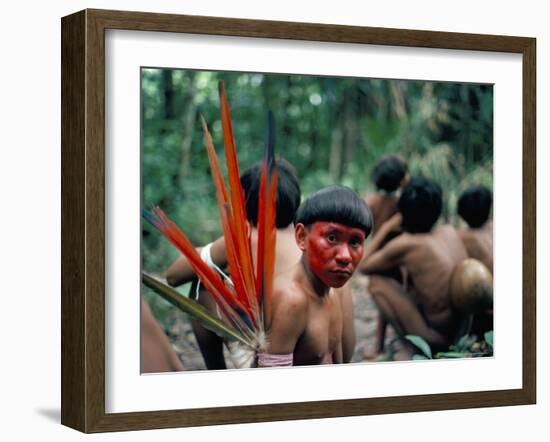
398,177,442,233
457,185,492,228
371,154,408,192
294,185,373,237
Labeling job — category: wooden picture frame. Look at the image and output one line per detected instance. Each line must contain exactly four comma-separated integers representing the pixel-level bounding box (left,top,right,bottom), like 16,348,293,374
61,8,536,433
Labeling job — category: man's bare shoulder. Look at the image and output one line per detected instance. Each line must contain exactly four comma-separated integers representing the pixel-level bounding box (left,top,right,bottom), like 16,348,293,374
365,194,381,216
458,228,475,242
272,268,309,311
385,230,416,250
434,224,461,239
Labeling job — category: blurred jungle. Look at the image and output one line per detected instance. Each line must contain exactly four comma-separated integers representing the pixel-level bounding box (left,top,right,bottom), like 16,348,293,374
141,68,493,322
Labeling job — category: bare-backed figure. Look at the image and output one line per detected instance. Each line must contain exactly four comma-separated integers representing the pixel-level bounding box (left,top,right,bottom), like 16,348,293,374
456,185,494,335
365,154,409,235
457,186,493,273
359,177,468,357
166,161,355,368
257,186,372,367
363,154,409,358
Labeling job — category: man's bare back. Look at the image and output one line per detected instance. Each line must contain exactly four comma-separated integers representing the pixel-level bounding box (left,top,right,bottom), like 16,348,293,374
366,193,399,234
390,226,467,330
458,220,493,272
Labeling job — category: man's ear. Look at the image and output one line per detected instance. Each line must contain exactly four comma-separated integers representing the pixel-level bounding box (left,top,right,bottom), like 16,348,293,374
295,223,308,251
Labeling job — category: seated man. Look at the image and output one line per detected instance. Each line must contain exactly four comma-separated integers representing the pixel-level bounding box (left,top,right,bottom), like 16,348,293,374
363,154,409,357
365,154,409,234
456,185,494,336
457,185,493,273
359,177,468,356
166,162,356,368
258,186,372,367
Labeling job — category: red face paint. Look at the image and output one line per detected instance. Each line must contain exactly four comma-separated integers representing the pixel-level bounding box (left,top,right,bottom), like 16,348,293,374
303,222,365,288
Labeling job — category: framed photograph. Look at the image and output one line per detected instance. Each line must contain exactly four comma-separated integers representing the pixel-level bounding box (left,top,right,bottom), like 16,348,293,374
61,9,536,433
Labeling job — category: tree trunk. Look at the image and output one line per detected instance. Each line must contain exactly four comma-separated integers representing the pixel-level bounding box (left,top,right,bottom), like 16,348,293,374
178,72,197,184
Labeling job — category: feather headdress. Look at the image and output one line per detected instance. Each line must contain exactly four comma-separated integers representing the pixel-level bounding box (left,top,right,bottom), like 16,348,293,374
142,81,278,355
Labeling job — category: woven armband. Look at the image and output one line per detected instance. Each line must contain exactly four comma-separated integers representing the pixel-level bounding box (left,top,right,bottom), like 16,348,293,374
257,352,293,368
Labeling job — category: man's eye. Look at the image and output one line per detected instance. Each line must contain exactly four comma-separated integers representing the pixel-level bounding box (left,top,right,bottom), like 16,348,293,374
326,234,337,243
350,238,362,249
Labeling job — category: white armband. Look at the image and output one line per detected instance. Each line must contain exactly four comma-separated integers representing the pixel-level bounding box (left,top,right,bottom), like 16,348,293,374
200,242,216,268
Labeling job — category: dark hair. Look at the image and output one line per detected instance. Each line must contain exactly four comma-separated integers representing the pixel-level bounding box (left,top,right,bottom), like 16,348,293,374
457,186,492,228
240,158,301,228
371,155,408,192
294,185,373,236
398,177,442,233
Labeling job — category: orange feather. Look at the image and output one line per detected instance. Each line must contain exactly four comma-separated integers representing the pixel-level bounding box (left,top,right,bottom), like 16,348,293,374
256,112,278,324
218,82,259,321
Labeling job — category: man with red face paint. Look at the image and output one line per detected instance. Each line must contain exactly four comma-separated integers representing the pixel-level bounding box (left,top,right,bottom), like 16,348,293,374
257,186,372,367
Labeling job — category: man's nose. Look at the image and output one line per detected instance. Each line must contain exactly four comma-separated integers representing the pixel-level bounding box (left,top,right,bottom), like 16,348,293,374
335,244,352,264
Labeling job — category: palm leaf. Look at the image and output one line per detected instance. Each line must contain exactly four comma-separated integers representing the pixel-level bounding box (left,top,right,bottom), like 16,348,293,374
142,272,252,348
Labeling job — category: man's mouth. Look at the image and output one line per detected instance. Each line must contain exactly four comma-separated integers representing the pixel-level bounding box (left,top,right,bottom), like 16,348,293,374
330,270,352,277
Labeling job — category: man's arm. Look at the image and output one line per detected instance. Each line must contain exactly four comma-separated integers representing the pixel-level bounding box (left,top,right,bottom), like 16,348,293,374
362,212,402,261
359,235,408,275
259,288,307,366
165,236,226,286
335,284,355,363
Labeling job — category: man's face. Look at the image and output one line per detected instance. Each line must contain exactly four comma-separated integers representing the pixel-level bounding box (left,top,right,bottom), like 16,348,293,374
296,221,366,288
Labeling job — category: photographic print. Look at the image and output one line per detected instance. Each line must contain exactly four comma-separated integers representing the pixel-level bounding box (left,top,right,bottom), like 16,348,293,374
62,9,534,431
140,68,494,373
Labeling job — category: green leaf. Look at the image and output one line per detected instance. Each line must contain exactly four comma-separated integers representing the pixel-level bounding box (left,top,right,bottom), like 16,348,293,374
141,272,252,348
456,334,471,350
412,354,429,360
404,335,433,359
484,331,494,350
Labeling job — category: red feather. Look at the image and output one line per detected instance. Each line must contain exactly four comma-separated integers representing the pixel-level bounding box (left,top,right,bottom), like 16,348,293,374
219,83,259,323
144,86,279,349
255,112,278,324
200,116,257,326
143,207,255,338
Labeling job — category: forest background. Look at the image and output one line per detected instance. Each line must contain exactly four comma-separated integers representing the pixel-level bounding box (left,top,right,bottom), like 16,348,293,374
141,69,493,322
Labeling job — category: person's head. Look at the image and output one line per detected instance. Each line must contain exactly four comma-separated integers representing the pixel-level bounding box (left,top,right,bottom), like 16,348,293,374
457,186,492,228
398,177,442,233
240,158,301,228
371,154,408,193
294,186,373,288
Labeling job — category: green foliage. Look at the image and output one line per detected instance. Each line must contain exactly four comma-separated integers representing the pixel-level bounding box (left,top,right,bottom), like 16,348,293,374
484,331,494,351
141,69,493,277
405,335,433,359
396,332,494,361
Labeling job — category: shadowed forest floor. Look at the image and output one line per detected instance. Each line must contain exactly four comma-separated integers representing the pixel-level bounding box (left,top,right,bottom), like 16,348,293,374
162,274,395,370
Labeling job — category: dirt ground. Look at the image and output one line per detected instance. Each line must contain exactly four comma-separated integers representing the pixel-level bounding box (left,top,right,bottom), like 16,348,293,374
162,274,395,370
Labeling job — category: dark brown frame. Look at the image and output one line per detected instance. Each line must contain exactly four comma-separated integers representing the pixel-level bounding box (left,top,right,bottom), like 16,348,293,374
61,8,536,433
